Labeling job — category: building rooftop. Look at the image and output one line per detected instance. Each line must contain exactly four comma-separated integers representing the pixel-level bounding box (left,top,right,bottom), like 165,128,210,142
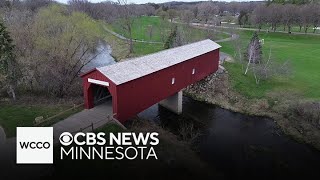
97,39,221,85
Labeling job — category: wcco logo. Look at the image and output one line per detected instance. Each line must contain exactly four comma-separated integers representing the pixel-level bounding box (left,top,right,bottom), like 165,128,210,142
19,141,51,149
16,127,53,164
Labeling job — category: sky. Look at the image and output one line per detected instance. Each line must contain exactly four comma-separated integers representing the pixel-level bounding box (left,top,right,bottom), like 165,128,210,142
56,0,262,5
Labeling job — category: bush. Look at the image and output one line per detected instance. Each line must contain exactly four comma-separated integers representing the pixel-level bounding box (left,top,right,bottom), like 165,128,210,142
289,101,320,127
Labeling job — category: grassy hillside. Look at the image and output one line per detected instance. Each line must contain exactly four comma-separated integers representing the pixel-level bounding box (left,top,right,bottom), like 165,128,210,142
220,30,320,99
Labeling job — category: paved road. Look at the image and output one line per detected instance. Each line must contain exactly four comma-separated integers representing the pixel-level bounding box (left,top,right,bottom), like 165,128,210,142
53,100,116,141
220,52,234,63
0,101,124,179
0,126,5,144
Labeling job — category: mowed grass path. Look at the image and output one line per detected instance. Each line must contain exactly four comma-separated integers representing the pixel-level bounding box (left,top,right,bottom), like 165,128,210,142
220,30,320,99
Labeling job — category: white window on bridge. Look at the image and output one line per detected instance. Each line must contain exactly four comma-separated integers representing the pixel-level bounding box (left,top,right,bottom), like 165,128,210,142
171,78,175,85
192,68,196,75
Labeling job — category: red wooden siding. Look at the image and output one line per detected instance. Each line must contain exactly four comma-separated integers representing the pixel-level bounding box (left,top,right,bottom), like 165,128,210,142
115,50,219,122
82,49,219,123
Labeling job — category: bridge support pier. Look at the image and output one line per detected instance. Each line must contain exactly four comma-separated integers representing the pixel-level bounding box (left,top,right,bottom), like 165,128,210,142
159,91,182,114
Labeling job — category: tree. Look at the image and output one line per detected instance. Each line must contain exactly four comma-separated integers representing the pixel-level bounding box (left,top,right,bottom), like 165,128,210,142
0,21,18,100
238,10,249,27
156,9,168,20
23,0,53,12
164,25,178,49
197,2,219,24
244,32,262,79
267,4,282,32
117,0,134,53
310,3,320,33
167,9,177,22
180,9,194,25
6,5,102,97
243,32,291,84
164,25,185,49
281,4,296,33
251,5,267,31
267,0,314,4
298,4,313,33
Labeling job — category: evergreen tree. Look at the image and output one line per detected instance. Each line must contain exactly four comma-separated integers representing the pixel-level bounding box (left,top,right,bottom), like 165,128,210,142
0,21,14,75
244,32,262,75
164,25,178,49
0,21,17,100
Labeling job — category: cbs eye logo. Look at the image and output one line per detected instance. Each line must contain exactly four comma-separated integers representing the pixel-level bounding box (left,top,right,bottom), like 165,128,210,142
59,132,73,146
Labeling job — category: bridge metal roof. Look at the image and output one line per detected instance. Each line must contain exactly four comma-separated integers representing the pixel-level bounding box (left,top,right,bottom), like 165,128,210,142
97,39,221,85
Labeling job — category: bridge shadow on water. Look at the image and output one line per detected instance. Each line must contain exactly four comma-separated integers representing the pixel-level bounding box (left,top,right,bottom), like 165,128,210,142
136,96,320,179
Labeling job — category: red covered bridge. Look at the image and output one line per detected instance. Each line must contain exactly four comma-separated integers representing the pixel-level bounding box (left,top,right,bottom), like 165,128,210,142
81,39,221,123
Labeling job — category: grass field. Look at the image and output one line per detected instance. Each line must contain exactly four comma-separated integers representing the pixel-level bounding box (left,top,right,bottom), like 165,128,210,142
219,30,320,99
108,17,320,100
111,16,229,43
106,16,229,59
237,24,320,34
0,103,82,137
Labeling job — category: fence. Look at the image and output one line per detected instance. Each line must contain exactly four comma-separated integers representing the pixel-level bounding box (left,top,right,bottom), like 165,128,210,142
69,115,127,135
34,103,84,126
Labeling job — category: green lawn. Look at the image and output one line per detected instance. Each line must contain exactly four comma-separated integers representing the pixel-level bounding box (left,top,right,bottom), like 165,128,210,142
220,30,320,99
240,24,320,34
133,42,164,56
111,16,229,43
0,104,82,137
95,123,123,134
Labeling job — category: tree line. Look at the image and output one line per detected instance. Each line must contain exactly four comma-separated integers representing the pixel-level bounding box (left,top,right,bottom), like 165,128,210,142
0,0,156,99
266,0,316,5
1,0,319,100
249,2,320,33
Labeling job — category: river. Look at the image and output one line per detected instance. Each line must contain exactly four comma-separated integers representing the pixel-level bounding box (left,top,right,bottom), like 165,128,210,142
88,44,320,178
82,42,116,73
138,96,320,178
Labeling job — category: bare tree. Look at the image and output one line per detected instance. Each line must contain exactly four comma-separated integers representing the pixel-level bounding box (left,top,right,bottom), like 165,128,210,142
310,3,320,33
281,4,296,33
180,9,194,25
117,0,134,53
251,5,267,31
268,4,282,32
299,4,313,33
243,32,291,84
167,9,177,22
244,32,262,80
156,9,168,21
197,2,219,24
22,0,53,12
146,25,153,40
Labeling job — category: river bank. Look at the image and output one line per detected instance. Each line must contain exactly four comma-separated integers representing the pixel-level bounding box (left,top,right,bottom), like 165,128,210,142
184,70,320,150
